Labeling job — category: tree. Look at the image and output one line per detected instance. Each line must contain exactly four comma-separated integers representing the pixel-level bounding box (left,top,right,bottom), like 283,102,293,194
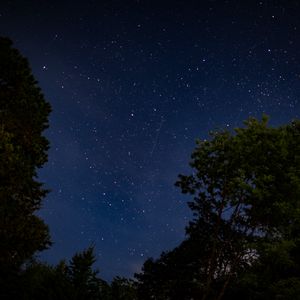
136,116,300,300
110,276,138,300
21,260,72,300
175,116,300,299
0,37,51,295
20,247,111,300
68,247,104,300
135,238,202,300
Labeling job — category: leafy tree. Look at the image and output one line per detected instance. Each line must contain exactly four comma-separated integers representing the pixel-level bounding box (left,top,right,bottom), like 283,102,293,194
175,116,300,299
0,37,51,296
137,116,300,300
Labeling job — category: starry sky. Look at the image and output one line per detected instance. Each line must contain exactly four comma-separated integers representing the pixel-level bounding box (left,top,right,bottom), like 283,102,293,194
1,1,300,280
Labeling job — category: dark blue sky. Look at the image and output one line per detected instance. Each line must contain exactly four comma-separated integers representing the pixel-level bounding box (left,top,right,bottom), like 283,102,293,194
1,1,300,280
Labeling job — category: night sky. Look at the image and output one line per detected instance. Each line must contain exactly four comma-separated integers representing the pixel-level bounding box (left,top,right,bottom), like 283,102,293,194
1,1,300,280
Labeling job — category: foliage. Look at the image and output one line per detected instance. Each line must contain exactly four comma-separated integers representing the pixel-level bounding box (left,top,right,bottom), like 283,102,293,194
110,276,138,299
21,247,111,300
68,247,104,299
136,116,300,300
0,37,51,297
135,237,203,299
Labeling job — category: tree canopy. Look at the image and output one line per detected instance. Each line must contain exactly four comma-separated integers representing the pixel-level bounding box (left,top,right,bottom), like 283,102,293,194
0,37,51,296
136,116,300,300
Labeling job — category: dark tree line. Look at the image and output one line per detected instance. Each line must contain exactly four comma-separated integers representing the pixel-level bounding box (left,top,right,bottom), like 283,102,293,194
21,247,137,300
1,37,300,299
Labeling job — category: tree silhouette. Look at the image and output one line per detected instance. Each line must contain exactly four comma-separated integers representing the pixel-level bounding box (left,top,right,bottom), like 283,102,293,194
68,247,103,299
110,276,138,299
0,37,51,296
176,116,300,299
136,116,300,300
21,247,112,300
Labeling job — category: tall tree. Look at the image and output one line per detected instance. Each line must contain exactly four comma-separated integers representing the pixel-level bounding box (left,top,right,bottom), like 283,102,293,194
175,116,300,299
68,247,104,300
136,116,300,300
0,37,51,294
